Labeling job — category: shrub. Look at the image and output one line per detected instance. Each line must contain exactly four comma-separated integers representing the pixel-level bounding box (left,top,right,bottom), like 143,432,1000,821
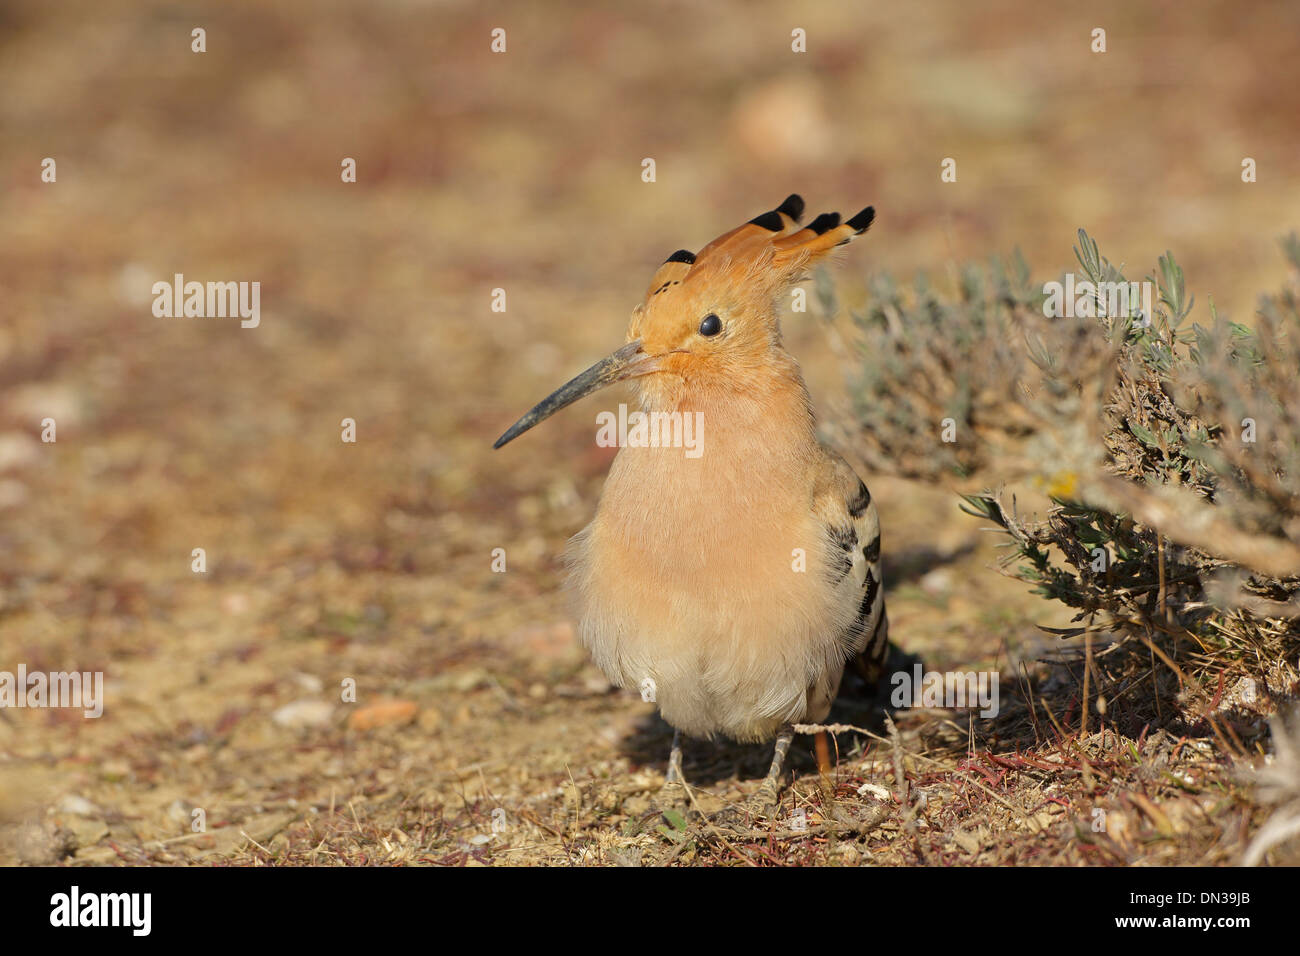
835,230,1300,739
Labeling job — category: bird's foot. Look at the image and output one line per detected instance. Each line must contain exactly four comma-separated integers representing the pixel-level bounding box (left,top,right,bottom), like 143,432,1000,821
742,724,794,816
747,777,784,816
650,727,690,814
652,779,688,814
704,783,781,833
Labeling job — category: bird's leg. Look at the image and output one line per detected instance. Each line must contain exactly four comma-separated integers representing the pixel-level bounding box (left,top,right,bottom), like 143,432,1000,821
654,729,687,810
814,730,833,779
753,724,794,809
665,728,684,784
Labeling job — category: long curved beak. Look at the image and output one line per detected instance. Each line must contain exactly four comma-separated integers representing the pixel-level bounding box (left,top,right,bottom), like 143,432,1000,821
493,339,660,449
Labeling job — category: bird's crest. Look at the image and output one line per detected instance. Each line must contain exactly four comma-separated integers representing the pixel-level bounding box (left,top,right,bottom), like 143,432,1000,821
643,194,874,302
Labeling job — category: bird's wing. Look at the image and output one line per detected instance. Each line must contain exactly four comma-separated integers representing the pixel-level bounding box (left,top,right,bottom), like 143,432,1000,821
811,448,890,681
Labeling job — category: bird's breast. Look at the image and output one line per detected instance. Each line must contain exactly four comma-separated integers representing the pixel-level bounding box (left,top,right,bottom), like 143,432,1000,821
563,429,855,741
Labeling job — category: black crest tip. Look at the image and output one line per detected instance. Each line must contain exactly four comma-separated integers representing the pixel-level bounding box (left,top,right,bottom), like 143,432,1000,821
776,194,805,222
664,249,696,264
846,206,875,234
748,210,785,232
808,212,841,235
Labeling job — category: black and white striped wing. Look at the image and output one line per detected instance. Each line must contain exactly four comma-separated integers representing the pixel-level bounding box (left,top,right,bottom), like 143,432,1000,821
814,450,889,681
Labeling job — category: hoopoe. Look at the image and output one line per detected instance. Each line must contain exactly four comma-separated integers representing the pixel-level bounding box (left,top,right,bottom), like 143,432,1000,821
495,195,889,806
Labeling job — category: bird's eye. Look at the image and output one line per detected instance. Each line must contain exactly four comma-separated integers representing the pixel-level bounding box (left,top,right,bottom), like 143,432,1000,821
699,313,722,336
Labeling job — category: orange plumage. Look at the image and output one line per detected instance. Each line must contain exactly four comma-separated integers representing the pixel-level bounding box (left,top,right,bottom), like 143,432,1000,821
496,195,888,806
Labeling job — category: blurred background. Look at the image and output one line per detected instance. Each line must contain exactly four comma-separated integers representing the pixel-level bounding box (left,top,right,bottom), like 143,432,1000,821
2,0,1298,864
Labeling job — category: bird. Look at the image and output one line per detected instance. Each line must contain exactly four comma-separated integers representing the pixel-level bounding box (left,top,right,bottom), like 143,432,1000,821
494,194,889,808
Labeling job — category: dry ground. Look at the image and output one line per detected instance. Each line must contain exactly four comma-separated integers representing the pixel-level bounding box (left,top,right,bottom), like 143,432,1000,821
2,0,1299,865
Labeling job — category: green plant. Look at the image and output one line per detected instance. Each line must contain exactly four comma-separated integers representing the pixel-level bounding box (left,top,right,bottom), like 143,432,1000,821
838,231,1300,735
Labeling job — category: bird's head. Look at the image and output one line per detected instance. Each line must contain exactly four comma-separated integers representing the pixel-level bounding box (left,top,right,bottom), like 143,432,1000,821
494,194,874,449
